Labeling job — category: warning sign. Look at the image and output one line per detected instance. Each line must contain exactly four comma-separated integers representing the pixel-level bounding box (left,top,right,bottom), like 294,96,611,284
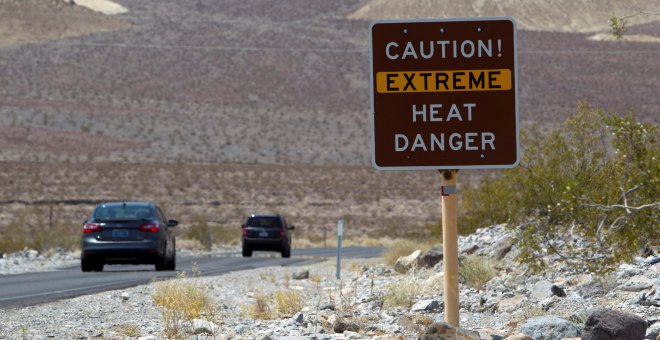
370,18,519,170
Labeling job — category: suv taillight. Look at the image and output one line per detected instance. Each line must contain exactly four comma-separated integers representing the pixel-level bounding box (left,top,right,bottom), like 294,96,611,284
242,227,248,236
83,223,103,233
279,229,286,237
139,223,160,233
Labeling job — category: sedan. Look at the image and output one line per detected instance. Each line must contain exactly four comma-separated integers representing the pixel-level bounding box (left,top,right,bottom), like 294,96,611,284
80,201,177,272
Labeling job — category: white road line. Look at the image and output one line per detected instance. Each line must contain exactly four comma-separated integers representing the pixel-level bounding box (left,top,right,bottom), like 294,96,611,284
0,280,134,302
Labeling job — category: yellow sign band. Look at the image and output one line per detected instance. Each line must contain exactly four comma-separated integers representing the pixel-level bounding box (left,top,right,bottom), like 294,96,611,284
376,69,512,93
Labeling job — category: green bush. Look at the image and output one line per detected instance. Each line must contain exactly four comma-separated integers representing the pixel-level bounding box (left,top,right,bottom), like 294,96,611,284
460,103,659,272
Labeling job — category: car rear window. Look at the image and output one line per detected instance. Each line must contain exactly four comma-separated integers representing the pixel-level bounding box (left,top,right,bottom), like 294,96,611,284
247,217,282,229
94,205,153,220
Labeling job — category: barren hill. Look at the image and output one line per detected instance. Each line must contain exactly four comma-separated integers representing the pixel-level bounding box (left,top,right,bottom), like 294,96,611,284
349,0,660,34
0,0,657,164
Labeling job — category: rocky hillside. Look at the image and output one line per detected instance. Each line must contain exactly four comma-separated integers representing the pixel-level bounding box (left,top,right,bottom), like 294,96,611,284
1,224,658,339
0,0,657,164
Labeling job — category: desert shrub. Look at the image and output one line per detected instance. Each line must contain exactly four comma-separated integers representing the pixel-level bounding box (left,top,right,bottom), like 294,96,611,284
274,290,303,316
152,274,216,338
184,215,239,249
247,291,274,320
382,239,426,266
460,103,659,272
246,290,303,320
459,255,496,290
383,276,420,309
0,205,78,253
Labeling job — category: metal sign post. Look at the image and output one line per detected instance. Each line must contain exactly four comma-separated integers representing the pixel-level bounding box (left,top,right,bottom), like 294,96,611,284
336,218,344,280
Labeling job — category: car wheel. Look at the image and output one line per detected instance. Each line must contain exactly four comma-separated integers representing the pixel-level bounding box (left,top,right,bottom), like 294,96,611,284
281,247,291,258
242,246,252,257
92,261,104,272
166,250,176,271
155,253,167,271
81,258,94,272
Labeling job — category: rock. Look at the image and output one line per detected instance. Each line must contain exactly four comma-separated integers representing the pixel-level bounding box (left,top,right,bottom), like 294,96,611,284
616,264,640,279
291,312,304,324
582,308,647,340
394,250,422,273
646,255,660,265
411,299,442,312
319,303,335,311
498,295,525,313
505,334,533,340
422,322,480,340
235,324,249,335
618,275,654,292
493,237,514,261
520,315,581,340
192,319,219,335
577,281,605,298
137,336,157,340
646,323,660,340
530,280,554,301
120,292,130,301
333,319,359,333
343,330,361,339
551,285,566,297
291,270,309,280
420,247,443,267
460,244,479,255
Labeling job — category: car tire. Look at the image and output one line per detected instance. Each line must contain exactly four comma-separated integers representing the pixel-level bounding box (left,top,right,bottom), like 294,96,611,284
281,247,291,258
155,253,167,271
81,258,94,272
242,246,252,257
93,262,104,272
166,250,176,271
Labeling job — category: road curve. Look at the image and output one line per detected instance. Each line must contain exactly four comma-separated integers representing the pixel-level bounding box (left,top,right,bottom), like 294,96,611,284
0,246,383,309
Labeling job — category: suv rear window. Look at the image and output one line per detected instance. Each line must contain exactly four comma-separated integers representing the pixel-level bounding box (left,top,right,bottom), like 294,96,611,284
94,205,153,220
246,217,282,229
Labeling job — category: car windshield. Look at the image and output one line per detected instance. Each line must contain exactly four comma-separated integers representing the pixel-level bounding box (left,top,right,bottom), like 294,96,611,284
93,205,153,221
247,217,282,229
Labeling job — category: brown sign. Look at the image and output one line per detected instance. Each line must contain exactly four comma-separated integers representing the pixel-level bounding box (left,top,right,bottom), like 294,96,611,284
370,18,519,170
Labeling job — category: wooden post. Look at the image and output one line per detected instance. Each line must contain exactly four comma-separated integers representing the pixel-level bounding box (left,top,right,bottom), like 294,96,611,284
441,170,459,326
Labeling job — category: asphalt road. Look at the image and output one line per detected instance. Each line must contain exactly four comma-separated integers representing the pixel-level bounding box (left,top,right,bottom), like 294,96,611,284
0,246,383,309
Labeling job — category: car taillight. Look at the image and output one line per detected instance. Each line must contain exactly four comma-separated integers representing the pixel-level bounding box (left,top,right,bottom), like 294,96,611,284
83,223,103,233
279,229,285,237
139,223,160,233
242,227,248,236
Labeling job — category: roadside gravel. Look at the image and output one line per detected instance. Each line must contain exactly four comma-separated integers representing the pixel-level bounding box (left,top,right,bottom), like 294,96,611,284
1,225,659,340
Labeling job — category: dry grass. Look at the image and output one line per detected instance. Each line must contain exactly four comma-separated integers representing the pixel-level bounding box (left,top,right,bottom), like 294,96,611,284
152,274,216,338
274,290,303,317
382,239,431,267
246,291,273,320
382,276,421,309
246,289,304,320
113,324,141,338
459,255,497,290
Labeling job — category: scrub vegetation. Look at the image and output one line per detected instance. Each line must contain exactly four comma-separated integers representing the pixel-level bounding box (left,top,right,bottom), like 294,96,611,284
460,103,659,272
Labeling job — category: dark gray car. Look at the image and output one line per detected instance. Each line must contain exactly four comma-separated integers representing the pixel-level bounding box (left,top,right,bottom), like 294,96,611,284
241,214,294,258
80,201,177,272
